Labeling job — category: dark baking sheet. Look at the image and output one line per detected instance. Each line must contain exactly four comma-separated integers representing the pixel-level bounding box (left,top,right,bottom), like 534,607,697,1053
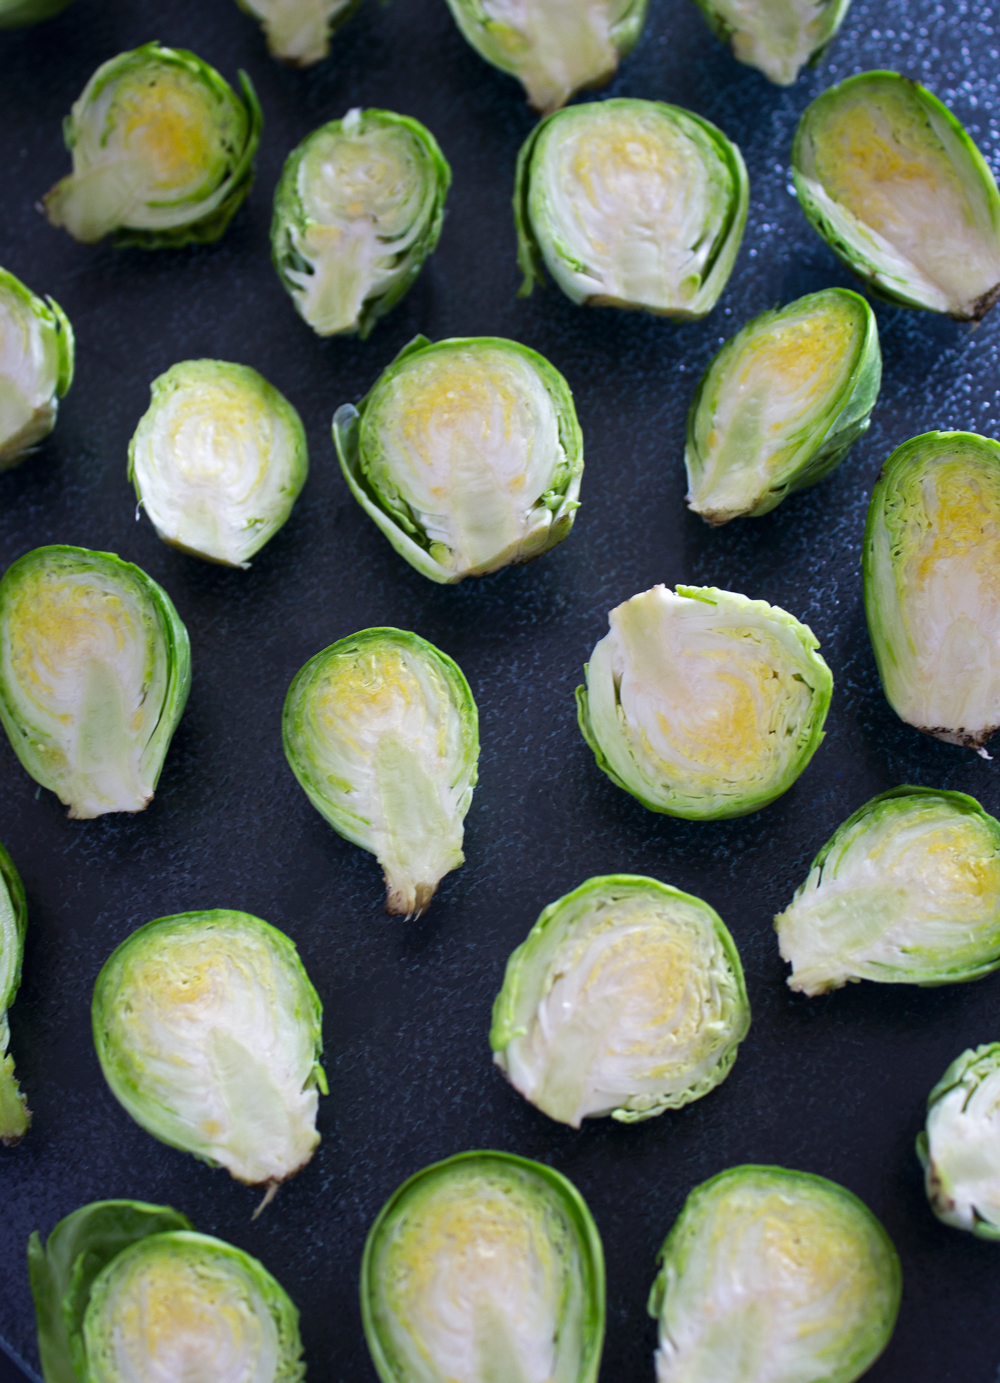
3,0,1000,1378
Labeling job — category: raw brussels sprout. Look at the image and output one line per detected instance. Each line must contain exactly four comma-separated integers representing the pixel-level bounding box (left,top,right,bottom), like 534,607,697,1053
775,787,1000,994
0,841,29,1145
128,359,308,568
577,585,832,820
685,288,881,524
864,431,1000,753
0,545,191,819
515,99,748,319
28,1200,304,1383
334,335,583,584
361,1151,605,1383
0,266,74,469
272,109,451,339
443,0,648,113
236,0,360,65
691,0,852,85
43,42,262,249
283,628,478,917
792,71,1000,320
648,1165,901,1383
917,1044,1000,1240
0,0,73,26
93,910,326,1196
491,874,750,1127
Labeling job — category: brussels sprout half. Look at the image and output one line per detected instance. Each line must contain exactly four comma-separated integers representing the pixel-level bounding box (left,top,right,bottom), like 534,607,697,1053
334,336,583,584
775,787,1000,995
0,0,73,26
283,628,478,918
792,71,1000,320
0,267,74,470
272,109,451,339
236,0,360,65
43,42,262,249
0,841,29,1145
491,874,750,1127
0,546,191,819
691,0,852,85
515,99,748,319
648,1165,901,1383
577,585,832,820
864,431,1000,753
128,359,308,568
361,1151,605,1383
93,910,326,1196
917,1044,1000,1240
685,288,880,524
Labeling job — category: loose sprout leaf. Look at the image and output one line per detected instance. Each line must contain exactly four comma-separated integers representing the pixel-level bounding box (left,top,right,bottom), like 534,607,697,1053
691,0,853,85
491,874,750,1127
0,840,28,1145
0,0,74,26
235,0,361,64
0,267,75,470
918,1044,1000,1240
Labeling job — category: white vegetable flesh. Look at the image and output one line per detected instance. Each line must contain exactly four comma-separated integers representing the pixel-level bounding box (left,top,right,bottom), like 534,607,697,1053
924,1049,1000,1235
708,0,834,84
0,281,62,466
479,0,631,112
240,0,353,63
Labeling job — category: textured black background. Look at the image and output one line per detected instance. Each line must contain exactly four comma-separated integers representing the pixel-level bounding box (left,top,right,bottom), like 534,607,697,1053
3,0,1000,1378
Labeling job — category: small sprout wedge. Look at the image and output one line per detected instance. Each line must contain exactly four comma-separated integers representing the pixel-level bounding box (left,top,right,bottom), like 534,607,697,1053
685,288,881,524
577,585,832,819
0,266,74,469
491,874,750,1127
236,0,360,65
283,629,478,917
917,1044,1000,1240
648,1165,901,1383
0,841,29,1145
361,1151,605,1383
28,1200,304,1383
272,110,451,339
334,336,583,583
792,71,1000,320
0,546,190,819
775,787,1000,994
691,0,852,85
93,911,326,1200
864,431,1000,753
43,42,262,249
129,359,308,568
515,99,748,319
0,0,74,25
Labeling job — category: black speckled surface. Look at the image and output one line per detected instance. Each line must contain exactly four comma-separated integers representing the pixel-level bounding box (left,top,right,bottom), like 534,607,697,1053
3,0,1000,1378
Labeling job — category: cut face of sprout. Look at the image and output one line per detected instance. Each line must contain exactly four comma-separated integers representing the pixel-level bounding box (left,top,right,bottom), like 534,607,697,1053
0,842,28,1145
0,268,74,469
694,0,852,85
237,0,359,65
918,1044,1000,1240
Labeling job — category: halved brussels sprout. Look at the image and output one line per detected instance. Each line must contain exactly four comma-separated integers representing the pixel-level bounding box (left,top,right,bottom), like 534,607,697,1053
283,628,478,917
917,1044,1000,1240
648,1165,901,1383
691,0,852,85
685,288,880,524
43,42,262,249
334,335,583,584
0,841,29,1145
28,1201,304,1383
792,71,1000,320
491,874,750,1127
272,109,451,339
236,0,360,65
0,545,191,819
0,266,74,470
93,910,326,1196
128,359,308,568
577,585,832,820
775,787,1000,994
515,99,748,319
0,0,74,26
864,431,1000,753
443,0,648,113
361,1151,605,1383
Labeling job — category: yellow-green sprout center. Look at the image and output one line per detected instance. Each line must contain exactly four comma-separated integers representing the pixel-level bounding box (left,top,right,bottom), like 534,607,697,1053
478,0,632,112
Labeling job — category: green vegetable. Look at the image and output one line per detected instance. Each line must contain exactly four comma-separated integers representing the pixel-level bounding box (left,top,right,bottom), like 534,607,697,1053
792,71,1000,320
361,1151,605,1383
685,288,881,524
691,0,852,84
334,335,583,584
0,545,191,819
917,1044,1000,1240
0,0,73,26
775,787,1000,994
93,910,326,1195
28,1200,304,1383
236,0,361,64
272,109,451,339
283,628,478,917
128,359,308,568
0,266,74,469
0,841,29,1145
43,42,262,249
491,874,750,1127
864,430,1000,753
577,584,832,819
648,1165,901,1383
515,98,748,319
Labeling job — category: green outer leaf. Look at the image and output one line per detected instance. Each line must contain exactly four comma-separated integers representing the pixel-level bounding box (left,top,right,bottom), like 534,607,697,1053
0,267,75,470
233,0,362,65
916,1043,1000,1241
360,1149,606,1383
684,287,881,523
271,109,451,339
27,1200,193,1383
0,838,29,1144
333,335,584,584
0,0,73,27
689,0,853,84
